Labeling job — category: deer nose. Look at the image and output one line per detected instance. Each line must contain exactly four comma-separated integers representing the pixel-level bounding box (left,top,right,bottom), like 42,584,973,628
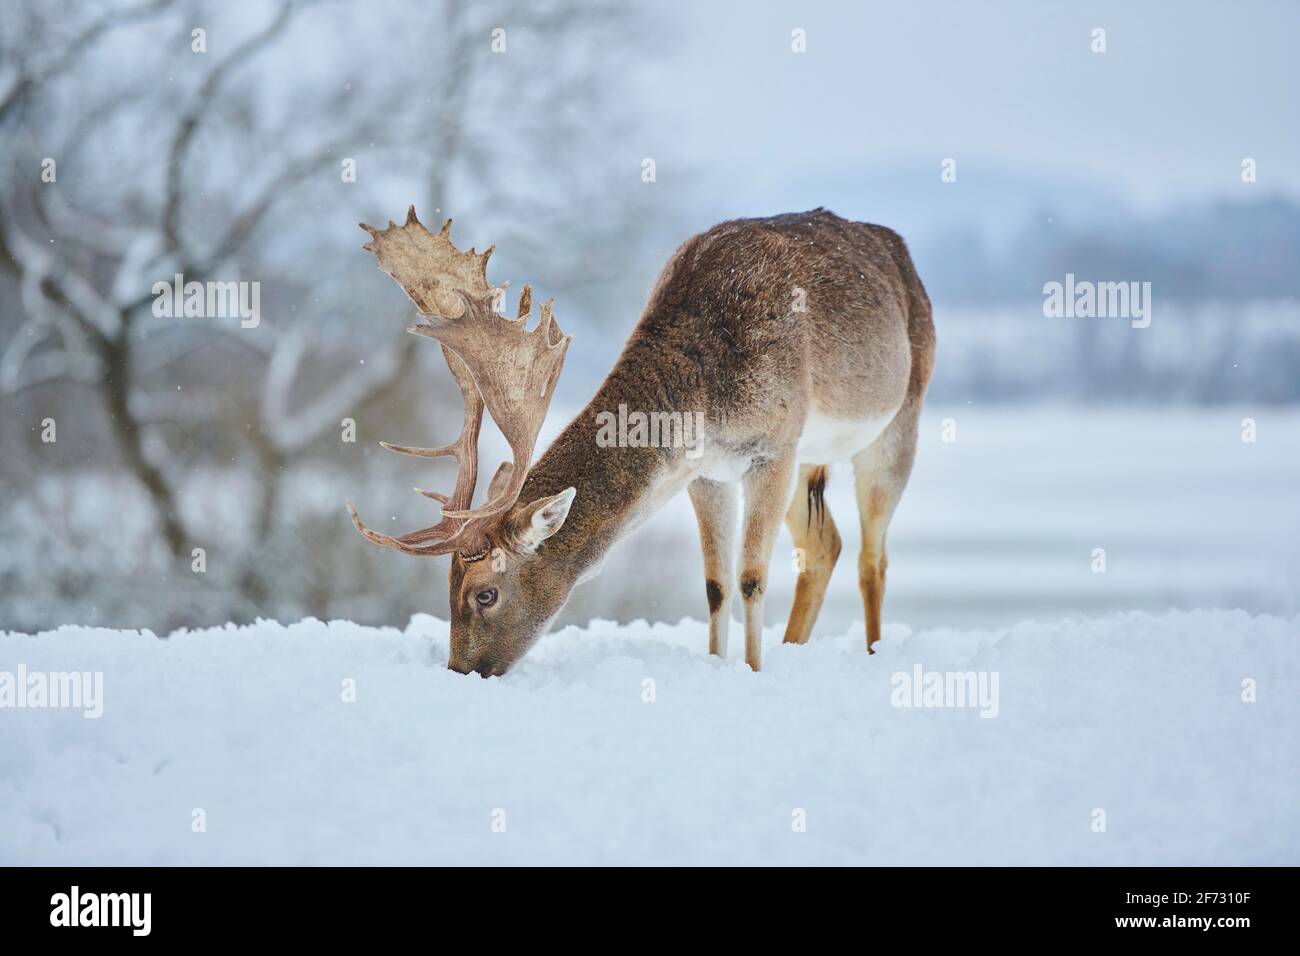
448,653,498,677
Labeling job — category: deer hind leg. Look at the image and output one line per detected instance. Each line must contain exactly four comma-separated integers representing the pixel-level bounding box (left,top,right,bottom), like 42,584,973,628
782,464,841,645
737,452,797,672
688,477,738,658
852,402,921,654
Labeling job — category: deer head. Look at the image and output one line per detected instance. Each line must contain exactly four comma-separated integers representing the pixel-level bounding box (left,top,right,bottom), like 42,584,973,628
347,207,577,676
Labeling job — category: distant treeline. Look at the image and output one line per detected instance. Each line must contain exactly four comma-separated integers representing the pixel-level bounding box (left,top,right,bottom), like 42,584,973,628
916,198,1300,306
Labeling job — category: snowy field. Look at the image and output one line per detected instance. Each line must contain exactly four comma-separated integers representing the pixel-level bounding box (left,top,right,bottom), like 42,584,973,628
3,405,1297,863
2,608,1296,865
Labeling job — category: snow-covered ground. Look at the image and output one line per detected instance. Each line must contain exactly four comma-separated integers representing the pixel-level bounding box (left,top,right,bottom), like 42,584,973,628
2,609,1296,865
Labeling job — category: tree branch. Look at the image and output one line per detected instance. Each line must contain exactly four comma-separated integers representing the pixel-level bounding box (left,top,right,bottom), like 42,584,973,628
0,0,176,124
161,1,296,252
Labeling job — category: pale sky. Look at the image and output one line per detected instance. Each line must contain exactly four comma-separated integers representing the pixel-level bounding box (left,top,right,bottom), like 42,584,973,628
636,0,1299,210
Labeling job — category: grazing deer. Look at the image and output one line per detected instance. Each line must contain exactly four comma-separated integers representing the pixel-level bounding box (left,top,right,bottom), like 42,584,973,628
348,207,934,676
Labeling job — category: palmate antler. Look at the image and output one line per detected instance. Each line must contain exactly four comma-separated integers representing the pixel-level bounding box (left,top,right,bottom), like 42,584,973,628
346,207,571,559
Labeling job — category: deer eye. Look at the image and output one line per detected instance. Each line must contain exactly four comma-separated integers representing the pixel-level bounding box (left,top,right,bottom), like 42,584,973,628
475,588,499,608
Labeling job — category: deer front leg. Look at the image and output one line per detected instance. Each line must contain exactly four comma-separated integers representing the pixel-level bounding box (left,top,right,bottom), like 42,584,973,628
688,477,738,658
738,453,797,672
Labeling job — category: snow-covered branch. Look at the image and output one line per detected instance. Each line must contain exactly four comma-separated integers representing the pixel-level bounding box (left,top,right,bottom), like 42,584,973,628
161,2,296,253
0,212,122,339
261,330,415,455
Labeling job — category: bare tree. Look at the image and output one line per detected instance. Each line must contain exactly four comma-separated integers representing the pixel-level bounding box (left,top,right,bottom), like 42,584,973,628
0,0,659,630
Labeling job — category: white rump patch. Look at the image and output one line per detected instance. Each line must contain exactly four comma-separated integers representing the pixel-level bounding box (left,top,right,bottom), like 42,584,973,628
797,409,898,464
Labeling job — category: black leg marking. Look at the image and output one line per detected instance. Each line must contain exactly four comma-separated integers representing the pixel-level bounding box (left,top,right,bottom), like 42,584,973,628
805,465,828,531
705,579,724,614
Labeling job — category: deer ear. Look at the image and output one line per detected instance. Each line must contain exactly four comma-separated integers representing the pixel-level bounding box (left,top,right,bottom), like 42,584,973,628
506,487,576,554
486,462,514,501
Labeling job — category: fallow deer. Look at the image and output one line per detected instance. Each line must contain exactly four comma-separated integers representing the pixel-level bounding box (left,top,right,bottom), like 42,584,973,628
348,206,934,676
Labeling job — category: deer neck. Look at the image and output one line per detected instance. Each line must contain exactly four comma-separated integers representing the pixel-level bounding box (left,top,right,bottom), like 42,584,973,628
515,376,691,578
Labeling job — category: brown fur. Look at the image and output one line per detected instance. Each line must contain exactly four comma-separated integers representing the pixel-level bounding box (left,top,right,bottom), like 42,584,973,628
783,464,842,646
446,209,934,674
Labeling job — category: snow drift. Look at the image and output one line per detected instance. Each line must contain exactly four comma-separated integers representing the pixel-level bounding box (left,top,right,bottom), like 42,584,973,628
1,610,1296,865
